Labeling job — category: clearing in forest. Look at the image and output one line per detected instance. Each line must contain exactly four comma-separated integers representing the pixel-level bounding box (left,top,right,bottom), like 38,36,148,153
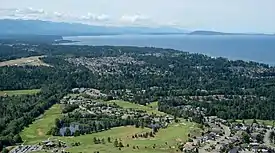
107,100,165,115
0,89,41,96
0,56,50,67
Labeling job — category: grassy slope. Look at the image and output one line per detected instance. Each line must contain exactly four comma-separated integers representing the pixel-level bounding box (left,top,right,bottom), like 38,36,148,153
22,100,200,153
0,89,41,96
20,104,62,144
0,56,50,67
63,122,198,153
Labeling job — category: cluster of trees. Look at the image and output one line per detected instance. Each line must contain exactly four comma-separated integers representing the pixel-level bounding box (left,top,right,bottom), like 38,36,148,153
158,97,204,124
62,104,79,113
48,112,146,136
242,128,264,144
131,131,156,139
270,131,275,143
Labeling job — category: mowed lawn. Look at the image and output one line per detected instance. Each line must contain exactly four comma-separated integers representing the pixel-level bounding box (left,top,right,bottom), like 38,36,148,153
0,89,41,96
32,122,199,153
23,101,200,153
108,100,165,115
20,104,62,144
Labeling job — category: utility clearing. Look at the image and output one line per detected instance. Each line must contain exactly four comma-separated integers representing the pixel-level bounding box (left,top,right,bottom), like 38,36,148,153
0,89,41,96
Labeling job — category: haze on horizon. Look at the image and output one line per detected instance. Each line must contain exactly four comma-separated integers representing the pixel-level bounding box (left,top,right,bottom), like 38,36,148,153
0,0,274,34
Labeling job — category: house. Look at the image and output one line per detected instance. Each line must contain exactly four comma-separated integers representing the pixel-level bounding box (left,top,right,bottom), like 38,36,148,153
228,147,239,153
183,142,197,153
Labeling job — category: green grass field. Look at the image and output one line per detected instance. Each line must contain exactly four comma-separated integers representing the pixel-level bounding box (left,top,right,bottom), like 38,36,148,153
20,104,62,144
0,89,41,96
147,101,159,110
30,122,199,153
63,121,198,153
108,100,165,115
21,100,200,153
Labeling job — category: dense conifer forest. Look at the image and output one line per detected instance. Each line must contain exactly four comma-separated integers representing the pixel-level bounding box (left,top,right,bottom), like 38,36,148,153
1,40,275,150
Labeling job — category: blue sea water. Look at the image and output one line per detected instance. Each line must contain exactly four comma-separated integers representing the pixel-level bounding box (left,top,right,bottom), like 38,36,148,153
64,35,275,65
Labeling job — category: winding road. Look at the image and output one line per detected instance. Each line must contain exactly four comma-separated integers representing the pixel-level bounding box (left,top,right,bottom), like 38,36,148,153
198,124,230,153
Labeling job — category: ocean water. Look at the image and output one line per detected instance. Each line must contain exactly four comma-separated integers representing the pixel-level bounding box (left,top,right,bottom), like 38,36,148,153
64,35,275,65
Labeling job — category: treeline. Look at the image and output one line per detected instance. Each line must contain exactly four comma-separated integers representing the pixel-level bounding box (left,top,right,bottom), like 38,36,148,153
159,96,275,120
0,84,67,150
0,45,42,62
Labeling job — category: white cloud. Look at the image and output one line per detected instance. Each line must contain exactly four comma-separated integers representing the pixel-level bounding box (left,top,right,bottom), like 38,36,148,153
12,7,46,16
80,13,109,21
23,7,45,14
96,14,109,21
0,8,47,19
120,15,149,23
0,7,153,26
53,12,63,18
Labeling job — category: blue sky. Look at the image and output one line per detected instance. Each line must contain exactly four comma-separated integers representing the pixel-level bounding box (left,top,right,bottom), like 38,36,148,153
0,0,274,33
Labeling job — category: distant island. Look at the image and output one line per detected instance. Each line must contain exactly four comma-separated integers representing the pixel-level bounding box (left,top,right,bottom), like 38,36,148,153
189,30,274,36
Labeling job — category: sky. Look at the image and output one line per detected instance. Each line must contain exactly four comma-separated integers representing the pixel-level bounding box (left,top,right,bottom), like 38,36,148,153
0,0,274,33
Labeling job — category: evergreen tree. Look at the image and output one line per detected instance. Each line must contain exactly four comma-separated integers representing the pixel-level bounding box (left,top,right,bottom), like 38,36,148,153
101,138,105,144
74,130,81,137
118,142,124,148
107,137,111,143
2,148,8,153
113,139,119,147
13,134,22,143
64,128,71,136
93,137,98,144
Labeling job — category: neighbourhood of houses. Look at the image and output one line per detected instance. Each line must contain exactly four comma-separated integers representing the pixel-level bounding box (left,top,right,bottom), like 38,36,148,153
183,116,275,153
62,90,174,129
10,139,68,153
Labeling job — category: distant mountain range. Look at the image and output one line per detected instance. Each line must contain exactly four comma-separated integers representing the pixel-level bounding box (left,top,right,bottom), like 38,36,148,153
0,19,187,36
0,19,273,37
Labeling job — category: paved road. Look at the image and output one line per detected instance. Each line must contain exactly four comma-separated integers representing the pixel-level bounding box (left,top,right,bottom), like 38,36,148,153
264,129,275,149
198,124,230,153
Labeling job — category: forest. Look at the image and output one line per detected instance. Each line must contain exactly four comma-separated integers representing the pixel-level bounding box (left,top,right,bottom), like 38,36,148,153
1,41,275,150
